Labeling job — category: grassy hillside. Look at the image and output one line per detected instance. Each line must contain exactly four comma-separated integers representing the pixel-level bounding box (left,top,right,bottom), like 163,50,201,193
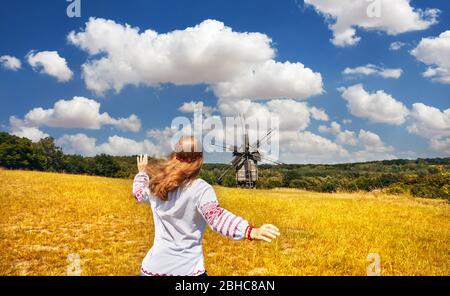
0,169,449,275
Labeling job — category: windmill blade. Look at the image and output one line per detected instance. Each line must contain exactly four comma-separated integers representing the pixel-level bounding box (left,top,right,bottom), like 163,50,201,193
216,159,238,182
252,128,274,148
260,154,285,165
216,165,233,182
209,143,235,152
261,157,284,166
259,131,274,148
216,154,245,182
231,154,245,167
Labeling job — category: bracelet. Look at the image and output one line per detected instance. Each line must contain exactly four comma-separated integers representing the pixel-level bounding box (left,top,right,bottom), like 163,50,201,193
246,224,254,241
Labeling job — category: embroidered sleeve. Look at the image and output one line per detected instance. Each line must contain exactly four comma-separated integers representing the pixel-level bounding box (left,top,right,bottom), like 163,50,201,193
197,186,249,241
132,172,151,203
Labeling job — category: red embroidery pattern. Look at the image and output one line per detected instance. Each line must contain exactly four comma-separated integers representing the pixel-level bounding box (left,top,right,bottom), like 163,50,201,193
134,188,143,201
141,267,205,276
199,202,247,239
200,201,224,225
133,173,150,202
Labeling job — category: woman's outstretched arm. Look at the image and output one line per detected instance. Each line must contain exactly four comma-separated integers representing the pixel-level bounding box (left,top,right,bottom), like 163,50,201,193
132,154,151,203
197,186,280,242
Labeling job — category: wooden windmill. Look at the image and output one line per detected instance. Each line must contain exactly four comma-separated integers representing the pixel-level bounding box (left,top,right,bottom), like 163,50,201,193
216,124,284,188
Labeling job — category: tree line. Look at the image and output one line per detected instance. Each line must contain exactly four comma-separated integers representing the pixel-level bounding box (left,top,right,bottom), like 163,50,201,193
1,132,449,201
0,132,125,178
201,161,450,201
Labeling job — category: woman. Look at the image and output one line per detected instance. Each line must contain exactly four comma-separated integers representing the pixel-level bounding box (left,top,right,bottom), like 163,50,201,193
132,136,280,276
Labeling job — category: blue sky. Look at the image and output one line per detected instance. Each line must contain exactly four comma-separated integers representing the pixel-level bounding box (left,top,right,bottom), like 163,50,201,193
0,0,449,163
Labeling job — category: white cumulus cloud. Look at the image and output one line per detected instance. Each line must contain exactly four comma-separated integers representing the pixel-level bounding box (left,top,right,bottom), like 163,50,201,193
411,30,450,84
408,103,450,139
349,129,396,162
305,0,439,47
218,99,328,132
56,134,163,157
429,138,450,155
343,64,403,79
213,60,323,100
338,84,409,125
358,129,393,153
0,55,22,71
68,18,323,99
389,41,407,51
319,121,357,146
179,101,215,115
27,50,73,82
407,103,450,155
10,96,141,133
318,123,395,160
10,125,49,142
280,130,349,163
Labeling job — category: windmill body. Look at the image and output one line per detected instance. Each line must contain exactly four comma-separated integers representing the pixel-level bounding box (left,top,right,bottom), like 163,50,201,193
233,151,259,188
216,126,282,188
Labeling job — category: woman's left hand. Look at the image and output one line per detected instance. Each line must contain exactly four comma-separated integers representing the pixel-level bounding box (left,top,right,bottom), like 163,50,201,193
137,154,148,173
251,224,280,242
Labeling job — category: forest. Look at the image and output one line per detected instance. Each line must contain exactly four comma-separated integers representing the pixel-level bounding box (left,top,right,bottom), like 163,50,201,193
1,132,449,200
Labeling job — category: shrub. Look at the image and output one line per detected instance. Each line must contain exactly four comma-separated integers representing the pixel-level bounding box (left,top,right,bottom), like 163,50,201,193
386,183,409,195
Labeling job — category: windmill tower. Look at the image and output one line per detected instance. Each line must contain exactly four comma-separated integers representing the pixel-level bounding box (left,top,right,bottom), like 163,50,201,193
216,124,284,188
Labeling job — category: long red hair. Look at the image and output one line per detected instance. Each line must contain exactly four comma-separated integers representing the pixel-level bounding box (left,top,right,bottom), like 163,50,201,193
146,136,203,200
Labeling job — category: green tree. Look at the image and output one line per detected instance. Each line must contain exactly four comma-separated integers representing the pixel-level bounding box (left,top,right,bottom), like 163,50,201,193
63,154,88,174
90,154,120,177
35,137,64,171
0,132,44,170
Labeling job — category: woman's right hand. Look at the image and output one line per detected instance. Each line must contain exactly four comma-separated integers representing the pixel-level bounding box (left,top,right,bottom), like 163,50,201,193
137,154,148,173
250,224,280,242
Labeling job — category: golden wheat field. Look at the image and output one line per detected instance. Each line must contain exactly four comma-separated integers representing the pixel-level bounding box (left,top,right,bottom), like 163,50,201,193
0,169,449,276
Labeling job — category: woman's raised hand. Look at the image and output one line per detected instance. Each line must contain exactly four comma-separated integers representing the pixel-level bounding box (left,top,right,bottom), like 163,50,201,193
137,154,148,173
251,224,280,243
